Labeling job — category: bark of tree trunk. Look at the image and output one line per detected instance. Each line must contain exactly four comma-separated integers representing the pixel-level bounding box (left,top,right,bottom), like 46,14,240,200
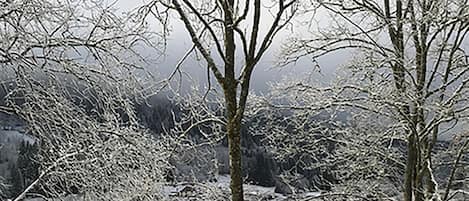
404,132,417,201
227,117,243,201
225,79,244,201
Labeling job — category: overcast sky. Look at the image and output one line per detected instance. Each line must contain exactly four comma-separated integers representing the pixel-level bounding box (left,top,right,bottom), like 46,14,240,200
114,0,350,92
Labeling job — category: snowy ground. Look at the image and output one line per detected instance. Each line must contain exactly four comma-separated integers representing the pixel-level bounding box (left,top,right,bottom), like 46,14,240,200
162,174,321,201
21,175,322,201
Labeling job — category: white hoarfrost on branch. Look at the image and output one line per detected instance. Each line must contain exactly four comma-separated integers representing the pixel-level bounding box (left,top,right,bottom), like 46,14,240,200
269,0,469,200
0,0,172,200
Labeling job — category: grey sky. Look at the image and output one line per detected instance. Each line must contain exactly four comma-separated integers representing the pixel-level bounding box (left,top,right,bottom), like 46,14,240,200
114,0,348,92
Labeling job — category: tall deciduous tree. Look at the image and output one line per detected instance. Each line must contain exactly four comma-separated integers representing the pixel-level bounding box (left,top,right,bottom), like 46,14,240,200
281,0,469,200
143,0,302,200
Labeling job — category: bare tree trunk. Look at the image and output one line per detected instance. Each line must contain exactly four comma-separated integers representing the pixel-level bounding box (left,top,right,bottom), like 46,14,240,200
224,66,244,201
227,116,243,201
405,132,418,201
222,0,243,199
384,1,416,199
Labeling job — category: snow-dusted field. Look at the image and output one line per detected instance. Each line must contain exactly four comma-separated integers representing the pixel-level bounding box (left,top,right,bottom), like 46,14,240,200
21,175,322,201
162,175,321,201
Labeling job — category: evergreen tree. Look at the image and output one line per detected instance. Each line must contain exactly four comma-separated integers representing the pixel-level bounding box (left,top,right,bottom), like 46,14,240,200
8,162,23,197
15,140,40,196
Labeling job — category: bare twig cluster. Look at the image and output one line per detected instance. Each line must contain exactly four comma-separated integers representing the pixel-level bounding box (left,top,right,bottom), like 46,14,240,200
270,0,469,198
0,0,171,200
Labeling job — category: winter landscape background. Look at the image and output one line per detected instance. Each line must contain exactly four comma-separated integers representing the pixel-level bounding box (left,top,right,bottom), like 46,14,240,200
0,0,468,200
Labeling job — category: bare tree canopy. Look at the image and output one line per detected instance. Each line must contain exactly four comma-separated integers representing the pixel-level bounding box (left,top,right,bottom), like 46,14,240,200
1,0,171,200
275,0,469,200
140,1,305,200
